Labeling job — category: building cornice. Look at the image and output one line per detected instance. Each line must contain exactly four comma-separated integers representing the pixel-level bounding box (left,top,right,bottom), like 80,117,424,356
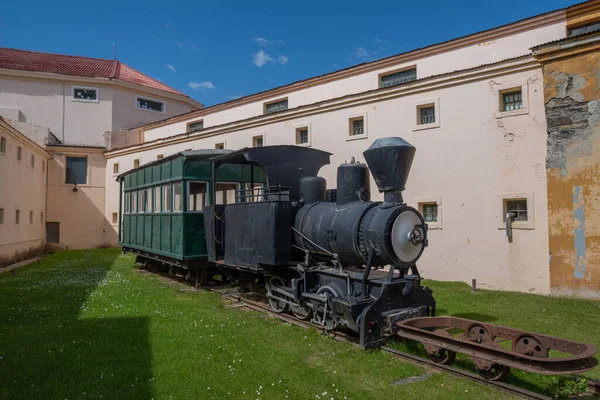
106,55,540,159
135,9,566,132
46,145,106,154
0,119,52,159
0,68,203,109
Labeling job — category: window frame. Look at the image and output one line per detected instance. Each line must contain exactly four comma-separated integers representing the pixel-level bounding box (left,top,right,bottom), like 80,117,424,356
29,211,33,224
163,183,173,212
413,98,441,131
156,153,165,160
497,192,534,230
17,146,22,162
501,90,523,112
0,208,4,224
252,135,265,148
215,142,225,150
416,197,442,230
71,85,99,103
186,119,204,132
15,208,20,226
494,81,529,119
347,112,368,141
0,136,6,155
187,181,209,212
65,156,88,185
215,182,241,205
113,162,119,175
295,123,311,147
379,66,417,89
134,159,140,168
112,212,118,225
135,95,166,114
30,154,35,168
264,98,288,115
154,186,162,213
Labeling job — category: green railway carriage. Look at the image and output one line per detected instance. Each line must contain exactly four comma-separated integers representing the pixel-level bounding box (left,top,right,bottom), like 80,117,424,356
117,149,266,273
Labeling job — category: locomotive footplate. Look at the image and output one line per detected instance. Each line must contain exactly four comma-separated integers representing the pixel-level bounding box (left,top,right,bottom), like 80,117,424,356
396,316,598,380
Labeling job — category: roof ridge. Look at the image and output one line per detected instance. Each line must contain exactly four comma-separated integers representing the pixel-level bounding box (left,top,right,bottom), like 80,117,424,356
110,60,120,79
0,46,113,63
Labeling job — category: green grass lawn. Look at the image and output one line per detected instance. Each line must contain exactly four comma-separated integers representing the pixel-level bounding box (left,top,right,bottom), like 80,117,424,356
0,249,597,399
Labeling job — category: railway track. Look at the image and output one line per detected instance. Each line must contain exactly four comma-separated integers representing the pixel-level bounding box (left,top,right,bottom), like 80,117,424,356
140,267,597,400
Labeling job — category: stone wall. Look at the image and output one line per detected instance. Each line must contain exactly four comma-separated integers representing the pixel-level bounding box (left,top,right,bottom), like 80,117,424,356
539,39,600,298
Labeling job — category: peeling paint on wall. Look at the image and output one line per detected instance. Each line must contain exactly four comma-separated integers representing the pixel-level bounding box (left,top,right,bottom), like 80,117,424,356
572,186,586,279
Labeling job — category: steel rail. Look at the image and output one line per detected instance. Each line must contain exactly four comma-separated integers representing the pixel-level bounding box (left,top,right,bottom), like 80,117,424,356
136,268,595,400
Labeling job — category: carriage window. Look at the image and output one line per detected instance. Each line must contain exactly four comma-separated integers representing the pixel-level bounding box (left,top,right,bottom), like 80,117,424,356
215,183,238,205
154,186,161,212
188,181,207,211
131,191,138,213
124,192,130,213
173,182,183,212
163,184,173,212
138,190,145,213
245,183,264,202
146,188,153,213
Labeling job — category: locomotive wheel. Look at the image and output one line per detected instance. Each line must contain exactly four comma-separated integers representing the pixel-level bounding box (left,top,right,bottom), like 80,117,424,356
474,363,511,382
316,286,339,331
267,276,288,313
464,324,493,344
291,300,312,320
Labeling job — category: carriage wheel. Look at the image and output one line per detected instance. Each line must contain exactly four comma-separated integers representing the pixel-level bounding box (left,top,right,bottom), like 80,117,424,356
291,300,312,320
474,363,511,381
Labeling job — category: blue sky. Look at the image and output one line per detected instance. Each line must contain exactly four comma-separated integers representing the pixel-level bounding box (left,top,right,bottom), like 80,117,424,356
0,0,578,106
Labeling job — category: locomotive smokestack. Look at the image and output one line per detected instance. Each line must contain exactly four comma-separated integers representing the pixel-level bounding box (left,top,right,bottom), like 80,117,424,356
362,137,416,204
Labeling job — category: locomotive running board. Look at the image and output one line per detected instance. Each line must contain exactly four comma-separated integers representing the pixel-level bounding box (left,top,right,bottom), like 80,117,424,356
396,316,598,376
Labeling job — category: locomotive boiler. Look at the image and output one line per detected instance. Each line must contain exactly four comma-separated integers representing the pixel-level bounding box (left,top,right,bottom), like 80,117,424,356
204,137,436,349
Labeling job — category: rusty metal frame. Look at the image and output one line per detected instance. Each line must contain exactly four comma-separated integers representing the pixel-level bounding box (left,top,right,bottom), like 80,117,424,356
397,316,598,375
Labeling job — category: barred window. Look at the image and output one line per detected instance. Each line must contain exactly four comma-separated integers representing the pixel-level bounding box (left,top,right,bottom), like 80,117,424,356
264,99,288,114
136,96,165,113
296,128,309,144
187,120,204,132
502,90,522,112
422,203,438,222
568,21,600,37
380,68,417,88
506,199,528,221
72,87,98,101
253,136,264,147
419,105,435,125
350,117,364,136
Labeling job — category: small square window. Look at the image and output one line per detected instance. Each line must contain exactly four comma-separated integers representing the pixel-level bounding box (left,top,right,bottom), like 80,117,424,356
253,136,264,148
422,203,438,222
0,136,6,154
502,90,522,112
134,159,140,168
418,105,435,125
296,128,309,145
30,154,35,167
112,212,118,224
15,209,20,224
17,146,22,161
29,211,33,224
73,87,98,101
505,199,528,221
187,120,204,132
349,117,364,136
0,208,4,224
264,99,288,114
157,154,164,160
215,143,225,150
113,163,119,174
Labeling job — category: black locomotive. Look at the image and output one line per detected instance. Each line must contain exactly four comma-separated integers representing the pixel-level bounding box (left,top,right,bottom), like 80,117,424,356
204,137,435,349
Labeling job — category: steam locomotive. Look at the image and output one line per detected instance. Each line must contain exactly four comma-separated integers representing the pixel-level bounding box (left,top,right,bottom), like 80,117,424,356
203,137,435,349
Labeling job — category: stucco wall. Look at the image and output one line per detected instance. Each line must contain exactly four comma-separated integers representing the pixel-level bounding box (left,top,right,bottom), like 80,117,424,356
541,47,600,298
0,125,48,266
105,66,550,293
143,21,565,142
46,149,110,250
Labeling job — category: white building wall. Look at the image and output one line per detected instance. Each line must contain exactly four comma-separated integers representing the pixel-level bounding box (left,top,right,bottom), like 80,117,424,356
143,20,565,142
105,65,550,294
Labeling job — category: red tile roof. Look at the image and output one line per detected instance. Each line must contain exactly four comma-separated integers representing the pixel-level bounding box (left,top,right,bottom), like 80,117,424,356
0,47,187,97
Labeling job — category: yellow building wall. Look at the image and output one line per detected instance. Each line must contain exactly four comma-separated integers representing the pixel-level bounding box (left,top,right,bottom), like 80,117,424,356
542,46,600,297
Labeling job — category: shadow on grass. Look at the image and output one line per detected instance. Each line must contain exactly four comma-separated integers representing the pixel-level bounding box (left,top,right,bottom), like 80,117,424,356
436,309,498,323
0,250,153,400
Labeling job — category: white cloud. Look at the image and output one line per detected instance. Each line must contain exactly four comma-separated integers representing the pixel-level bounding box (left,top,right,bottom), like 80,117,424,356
164,22,178,31
191,44,200,52
175,42,184,48
373,37,387,44
253,50,288,67
166,64,175,72
175,42,200,53
265,78,276,83
253,37,285,47
188,81,216,91
351,47,376,62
